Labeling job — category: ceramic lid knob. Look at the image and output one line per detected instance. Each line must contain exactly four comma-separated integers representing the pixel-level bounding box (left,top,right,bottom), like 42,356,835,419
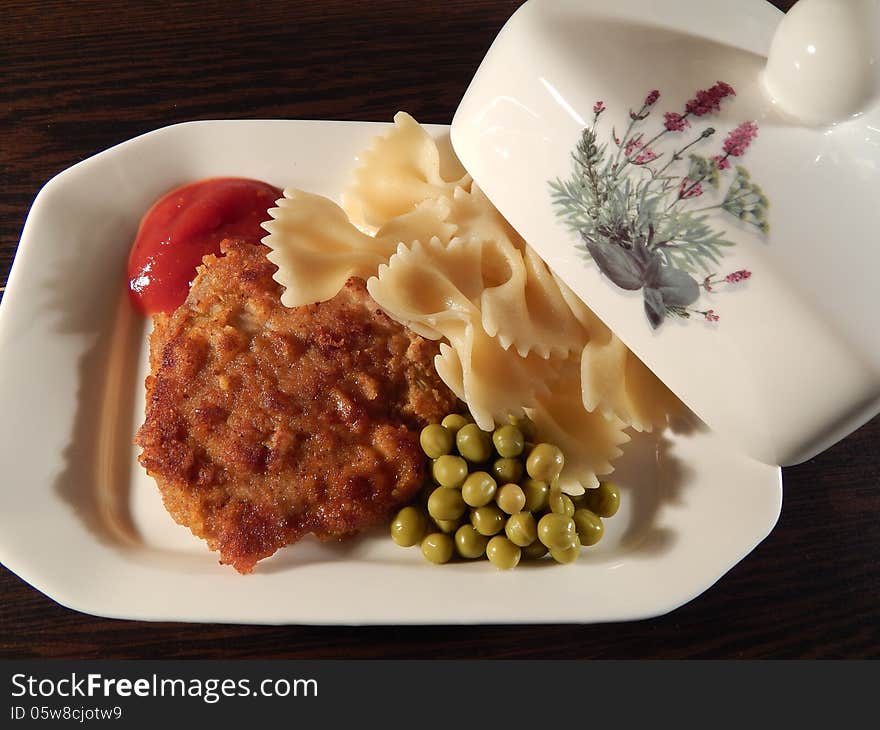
763,0,880,125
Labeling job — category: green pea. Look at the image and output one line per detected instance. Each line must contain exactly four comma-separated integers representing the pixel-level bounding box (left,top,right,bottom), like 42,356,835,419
389,506,428,547
434,517,461,534
491,457,524,485
573,509,604,546
441,413,470,437
456,423,493,463
537,513,578,551
505,512,537,547
454,524,489,559
431,455,468,488
550,540,581,564
419,423,453,459
461,471,497,507
486,536,521,570
521,541,549,560
496,483,526,514
548,487,574,516
427,487,466,521
471,505,506,536
526,443,565,482
421,533,454,564
507,415,537,442
492,424,525,458
522,479,549,512
584,481,620,518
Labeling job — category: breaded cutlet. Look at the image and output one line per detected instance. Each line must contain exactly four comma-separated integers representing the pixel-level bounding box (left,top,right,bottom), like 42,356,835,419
136,239,457,573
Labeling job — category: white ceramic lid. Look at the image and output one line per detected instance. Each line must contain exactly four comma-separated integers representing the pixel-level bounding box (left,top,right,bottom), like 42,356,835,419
450,0,880,467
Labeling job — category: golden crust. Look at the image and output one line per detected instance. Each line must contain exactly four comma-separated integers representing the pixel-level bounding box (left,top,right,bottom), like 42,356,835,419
136,240,457,573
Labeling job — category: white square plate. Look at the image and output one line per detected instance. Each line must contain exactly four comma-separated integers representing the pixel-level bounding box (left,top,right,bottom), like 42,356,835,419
0,120,782,624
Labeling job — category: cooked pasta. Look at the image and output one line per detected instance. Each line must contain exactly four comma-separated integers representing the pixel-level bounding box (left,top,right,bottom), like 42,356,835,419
432,331,563,431
376,197,458,248
554,271,682,431
368,237,563,428
344,111,471,230
263,189,395,308
264,190,456,309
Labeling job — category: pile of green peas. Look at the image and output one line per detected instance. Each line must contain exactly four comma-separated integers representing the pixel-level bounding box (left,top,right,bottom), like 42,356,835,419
389,413,620,569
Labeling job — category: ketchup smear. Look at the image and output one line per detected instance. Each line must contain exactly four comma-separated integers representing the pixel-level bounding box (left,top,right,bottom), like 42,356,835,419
127,177,282,315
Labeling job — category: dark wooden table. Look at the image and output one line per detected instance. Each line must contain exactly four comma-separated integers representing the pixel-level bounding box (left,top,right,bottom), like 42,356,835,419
2,0,877,659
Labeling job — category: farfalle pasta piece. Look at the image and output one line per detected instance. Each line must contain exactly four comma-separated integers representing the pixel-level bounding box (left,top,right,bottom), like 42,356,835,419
554,270,683,431
433,343,466,402
431,330,563,430
578,331,628,418
262,189,401,307
447,185,524,253
368,237,484,337
578,325,683,432
367,238,561,429
443,186,588,359
526,367,630,495
553,271,636,421
264,190,459,309
480,243,589,358
619,349,685,432
367,183,590,360
552,269,611,338
344,111,471,229
375,197,458,248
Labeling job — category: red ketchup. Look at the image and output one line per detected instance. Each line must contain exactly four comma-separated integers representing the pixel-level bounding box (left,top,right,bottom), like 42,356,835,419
127,177,282,315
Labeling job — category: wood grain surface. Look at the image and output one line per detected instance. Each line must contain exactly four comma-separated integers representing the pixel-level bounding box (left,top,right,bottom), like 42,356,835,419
2,0,878,659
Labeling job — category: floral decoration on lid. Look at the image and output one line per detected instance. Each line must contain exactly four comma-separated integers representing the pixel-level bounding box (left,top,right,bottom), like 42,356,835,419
550,83,768,329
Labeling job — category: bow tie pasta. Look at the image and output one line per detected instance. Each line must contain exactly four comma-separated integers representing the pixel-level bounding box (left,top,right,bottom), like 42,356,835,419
368,237,565,429
264,191,457,309
449,187,591,359
554,271,682,432
263,190,393,307
344,111,471,230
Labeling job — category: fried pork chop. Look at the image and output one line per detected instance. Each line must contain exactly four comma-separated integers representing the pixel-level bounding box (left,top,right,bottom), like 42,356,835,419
136,239,457,573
